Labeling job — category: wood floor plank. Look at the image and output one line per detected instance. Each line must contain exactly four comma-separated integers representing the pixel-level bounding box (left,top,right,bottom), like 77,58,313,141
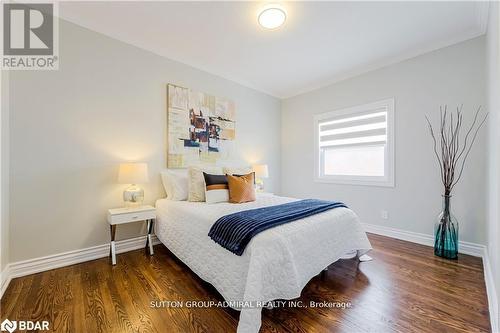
82,264,110,333
0,234,491,332
0,274,34,319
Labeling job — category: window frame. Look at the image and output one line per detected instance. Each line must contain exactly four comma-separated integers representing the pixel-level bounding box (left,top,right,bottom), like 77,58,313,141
313,98,395,187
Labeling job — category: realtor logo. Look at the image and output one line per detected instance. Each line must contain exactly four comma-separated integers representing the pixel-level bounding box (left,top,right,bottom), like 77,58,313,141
1,2,59,69
3,3,53,55
0,319,16,333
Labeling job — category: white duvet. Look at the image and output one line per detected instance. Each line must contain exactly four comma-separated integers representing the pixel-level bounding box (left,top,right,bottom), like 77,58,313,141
155,194,372,333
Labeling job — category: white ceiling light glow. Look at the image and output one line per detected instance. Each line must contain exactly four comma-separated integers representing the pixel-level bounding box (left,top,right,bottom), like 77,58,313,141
258,5,286,29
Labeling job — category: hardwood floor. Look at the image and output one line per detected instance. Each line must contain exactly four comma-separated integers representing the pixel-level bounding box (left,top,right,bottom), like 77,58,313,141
1,233,491,332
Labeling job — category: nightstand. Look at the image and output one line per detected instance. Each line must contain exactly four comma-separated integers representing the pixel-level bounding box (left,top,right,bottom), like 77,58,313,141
107,205,156,265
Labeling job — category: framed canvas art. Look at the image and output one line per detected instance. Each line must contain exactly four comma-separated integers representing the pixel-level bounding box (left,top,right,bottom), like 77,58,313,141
167,84,236,168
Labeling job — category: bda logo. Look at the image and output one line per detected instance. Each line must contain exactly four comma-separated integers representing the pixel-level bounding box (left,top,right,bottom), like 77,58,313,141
0,318,49,332
0,319,17,333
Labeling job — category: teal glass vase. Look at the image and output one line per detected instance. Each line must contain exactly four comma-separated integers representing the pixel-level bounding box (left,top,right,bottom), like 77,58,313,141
434,195,458,259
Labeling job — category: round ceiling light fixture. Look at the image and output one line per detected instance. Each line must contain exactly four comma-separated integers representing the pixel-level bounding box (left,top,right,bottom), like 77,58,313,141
258,5,286,29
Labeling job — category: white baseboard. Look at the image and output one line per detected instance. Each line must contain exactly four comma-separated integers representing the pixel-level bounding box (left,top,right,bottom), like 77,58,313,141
0,265,12,299
483,251,499,333
362,222,498,332
0,235,160,299
362,222,485,257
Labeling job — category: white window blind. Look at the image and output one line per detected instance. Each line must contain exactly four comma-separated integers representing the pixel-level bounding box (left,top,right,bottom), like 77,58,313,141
314,99,394,187
318,110,387,149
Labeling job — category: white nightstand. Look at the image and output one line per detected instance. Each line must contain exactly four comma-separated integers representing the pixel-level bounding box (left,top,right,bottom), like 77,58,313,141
107,205,156,265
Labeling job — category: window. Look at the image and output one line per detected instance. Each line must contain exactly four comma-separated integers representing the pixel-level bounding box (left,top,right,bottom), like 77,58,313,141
314,99,394,187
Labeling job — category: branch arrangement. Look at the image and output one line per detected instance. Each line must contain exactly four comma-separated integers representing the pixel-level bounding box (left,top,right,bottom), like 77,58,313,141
425,106,488,196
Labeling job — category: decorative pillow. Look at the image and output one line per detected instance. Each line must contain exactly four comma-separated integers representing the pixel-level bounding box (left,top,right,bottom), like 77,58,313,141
203,173,229,204
223,166,253,175
188,166,223,202
227,173,256,203
160,169,189,201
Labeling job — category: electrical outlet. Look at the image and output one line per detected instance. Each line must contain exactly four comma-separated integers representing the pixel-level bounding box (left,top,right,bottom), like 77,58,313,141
380,210,388,220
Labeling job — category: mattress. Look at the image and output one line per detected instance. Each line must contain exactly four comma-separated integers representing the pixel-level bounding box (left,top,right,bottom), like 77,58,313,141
155,194,372,333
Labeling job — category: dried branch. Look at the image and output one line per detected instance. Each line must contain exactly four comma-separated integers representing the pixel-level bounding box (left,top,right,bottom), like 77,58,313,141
425,105,487,195
450,112,488,191
425,116,444,185
455,106,481,163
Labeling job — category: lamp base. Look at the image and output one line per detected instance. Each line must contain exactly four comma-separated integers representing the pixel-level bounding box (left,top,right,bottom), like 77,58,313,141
123,184,144,206
255,178,265,192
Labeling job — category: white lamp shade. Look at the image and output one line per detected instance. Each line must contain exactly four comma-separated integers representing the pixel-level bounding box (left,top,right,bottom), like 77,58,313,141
252,164,269,178
118,163,149,184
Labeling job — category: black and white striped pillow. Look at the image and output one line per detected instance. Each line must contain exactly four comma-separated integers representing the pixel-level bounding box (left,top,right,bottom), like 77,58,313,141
203,173,229,204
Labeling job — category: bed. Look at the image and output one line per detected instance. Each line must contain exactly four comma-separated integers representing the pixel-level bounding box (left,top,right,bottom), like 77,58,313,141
155,193,372,333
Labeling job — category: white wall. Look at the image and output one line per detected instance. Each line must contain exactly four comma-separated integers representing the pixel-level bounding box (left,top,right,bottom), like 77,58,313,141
7,19,281,262
1,70,9,273
486,0,500,327
281,37,486,245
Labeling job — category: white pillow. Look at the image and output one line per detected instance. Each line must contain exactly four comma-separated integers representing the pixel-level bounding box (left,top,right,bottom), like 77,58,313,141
161,169,189,201
188,166,223,202
223,166,253,175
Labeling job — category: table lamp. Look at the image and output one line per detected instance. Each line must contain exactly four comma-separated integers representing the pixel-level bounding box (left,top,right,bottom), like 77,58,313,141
252,164,269,192
118,163,149,206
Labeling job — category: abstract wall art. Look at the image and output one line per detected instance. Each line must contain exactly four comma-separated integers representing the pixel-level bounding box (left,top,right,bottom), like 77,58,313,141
167,84,236,168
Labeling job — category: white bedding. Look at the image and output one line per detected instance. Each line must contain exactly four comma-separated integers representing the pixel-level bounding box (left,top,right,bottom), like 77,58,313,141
155,194,372,333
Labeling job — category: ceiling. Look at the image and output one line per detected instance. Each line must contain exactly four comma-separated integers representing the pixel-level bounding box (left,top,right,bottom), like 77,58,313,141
59,1,489,99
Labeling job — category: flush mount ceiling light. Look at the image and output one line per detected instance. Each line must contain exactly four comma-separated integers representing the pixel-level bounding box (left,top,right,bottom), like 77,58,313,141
258,5,286,29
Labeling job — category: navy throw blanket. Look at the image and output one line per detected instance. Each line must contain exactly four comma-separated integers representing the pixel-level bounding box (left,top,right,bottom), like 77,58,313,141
208,199,347,255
